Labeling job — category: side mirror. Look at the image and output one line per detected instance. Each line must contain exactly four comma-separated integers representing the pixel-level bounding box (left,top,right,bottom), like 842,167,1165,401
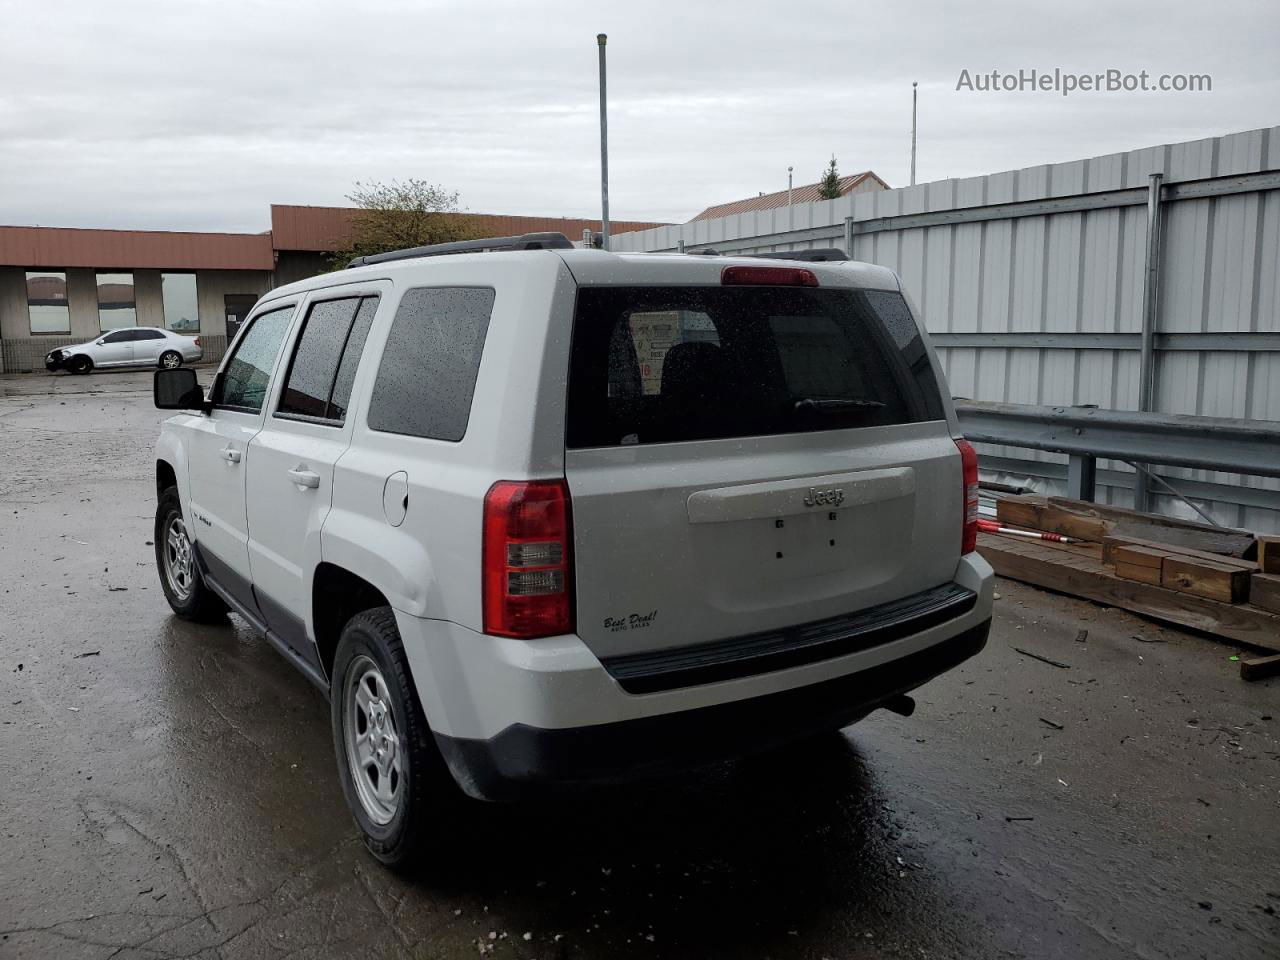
154,368,205,411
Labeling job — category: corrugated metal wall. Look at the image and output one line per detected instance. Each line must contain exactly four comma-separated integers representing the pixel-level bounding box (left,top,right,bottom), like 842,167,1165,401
613,126,1280,532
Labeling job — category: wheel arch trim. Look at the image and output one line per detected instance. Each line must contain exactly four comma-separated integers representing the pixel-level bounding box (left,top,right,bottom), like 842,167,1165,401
154,432,192,532
311,561,397,685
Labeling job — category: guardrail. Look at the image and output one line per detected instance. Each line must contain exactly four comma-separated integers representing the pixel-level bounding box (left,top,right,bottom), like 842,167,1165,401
953,400,1280,508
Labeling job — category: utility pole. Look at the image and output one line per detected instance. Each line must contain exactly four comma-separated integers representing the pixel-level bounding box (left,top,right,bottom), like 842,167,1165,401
787,166,793,228
910,81,918,186
597,33,610,250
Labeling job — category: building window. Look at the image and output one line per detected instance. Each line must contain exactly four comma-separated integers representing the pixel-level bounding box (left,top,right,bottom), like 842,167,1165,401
96,273,137,330
161,273,199,332
26,271,71,334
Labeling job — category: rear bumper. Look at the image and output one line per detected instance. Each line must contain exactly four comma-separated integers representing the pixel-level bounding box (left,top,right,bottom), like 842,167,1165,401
396,553,994,800
435,618,989,800
602,581,977,693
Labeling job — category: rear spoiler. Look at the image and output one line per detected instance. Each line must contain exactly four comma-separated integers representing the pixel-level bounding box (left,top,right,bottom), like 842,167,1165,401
745,249,849,263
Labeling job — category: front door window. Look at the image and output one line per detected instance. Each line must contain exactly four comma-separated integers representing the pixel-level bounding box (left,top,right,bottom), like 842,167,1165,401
215,306,295,413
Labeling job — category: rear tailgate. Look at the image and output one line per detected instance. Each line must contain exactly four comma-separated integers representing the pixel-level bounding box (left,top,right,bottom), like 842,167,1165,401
563,274,963,661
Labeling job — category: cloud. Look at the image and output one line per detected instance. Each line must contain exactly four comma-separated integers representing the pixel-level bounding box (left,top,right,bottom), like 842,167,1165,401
0,0,1275,231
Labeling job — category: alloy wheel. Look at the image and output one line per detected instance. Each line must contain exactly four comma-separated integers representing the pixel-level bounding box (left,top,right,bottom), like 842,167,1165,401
343,655,404,825
163,514,195,601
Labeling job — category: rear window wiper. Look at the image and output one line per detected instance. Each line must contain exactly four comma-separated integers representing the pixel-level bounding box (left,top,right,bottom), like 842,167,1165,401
792,397,886,414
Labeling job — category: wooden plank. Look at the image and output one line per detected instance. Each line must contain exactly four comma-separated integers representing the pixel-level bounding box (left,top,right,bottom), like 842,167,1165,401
1039,511,1112,543
1034,538,1105,562
1258,536,1280,575
994,494,1252,553
994,497,1111,542
1241,653,1280,681
1101,535,1259,571
1109,521,1255,559
1114,559,1163,585
1161,555,1251,604
976,533,1280,652
994,497,1046,531
997,493,1255,556
1252,573,1280,615
1045,496,1255,557
1046,496,1253,540
1111,544,1165,569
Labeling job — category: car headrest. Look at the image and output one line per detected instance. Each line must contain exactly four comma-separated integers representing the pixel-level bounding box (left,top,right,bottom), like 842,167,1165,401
660,341,725,398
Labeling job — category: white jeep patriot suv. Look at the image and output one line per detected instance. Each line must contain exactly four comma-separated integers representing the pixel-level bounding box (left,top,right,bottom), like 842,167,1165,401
152,232,994,866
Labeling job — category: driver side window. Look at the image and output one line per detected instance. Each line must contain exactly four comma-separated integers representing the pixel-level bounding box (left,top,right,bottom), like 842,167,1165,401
215,305,295,413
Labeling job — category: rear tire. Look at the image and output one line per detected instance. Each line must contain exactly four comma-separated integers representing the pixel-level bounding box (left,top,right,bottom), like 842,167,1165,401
155,486,227,622
331,607,457,869
159,350,182,369
68,355,92,375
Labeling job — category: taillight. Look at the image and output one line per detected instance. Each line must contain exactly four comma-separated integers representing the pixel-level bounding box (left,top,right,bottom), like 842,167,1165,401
482,480,573,638
721,265,819,287
193,337,201,346
955,439,979,554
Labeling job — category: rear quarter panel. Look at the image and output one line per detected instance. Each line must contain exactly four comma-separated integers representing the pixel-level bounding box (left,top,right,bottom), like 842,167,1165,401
325,254,579,629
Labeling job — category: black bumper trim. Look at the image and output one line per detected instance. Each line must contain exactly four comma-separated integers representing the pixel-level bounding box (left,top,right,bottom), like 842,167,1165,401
600,582,977,694
435,617,990,801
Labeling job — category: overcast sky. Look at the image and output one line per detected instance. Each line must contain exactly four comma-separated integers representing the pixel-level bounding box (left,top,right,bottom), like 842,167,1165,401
1,0,1276,233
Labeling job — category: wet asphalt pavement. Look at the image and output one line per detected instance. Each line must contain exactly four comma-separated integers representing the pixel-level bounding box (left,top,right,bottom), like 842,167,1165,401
1,369,1277,960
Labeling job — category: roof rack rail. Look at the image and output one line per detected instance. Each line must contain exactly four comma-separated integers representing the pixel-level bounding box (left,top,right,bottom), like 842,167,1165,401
745,248,848,262
347,231,574,268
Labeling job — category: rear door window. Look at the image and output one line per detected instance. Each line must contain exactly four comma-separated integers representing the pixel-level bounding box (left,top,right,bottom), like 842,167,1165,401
276,295,379,424
328,297,379,421
567,286,945,448
367,286,495,442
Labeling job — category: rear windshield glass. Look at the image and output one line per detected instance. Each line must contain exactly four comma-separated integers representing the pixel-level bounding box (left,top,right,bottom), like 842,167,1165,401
566,286,945,448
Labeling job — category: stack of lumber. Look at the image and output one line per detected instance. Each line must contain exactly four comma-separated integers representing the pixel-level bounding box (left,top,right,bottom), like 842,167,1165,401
978,495,1280,680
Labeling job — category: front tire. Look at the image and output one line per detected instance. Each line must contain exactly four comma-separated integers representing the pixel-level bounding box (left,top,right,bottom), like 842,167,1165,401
159,350,182,369
68,355,92,375
155,486,227,621
331,607,455,868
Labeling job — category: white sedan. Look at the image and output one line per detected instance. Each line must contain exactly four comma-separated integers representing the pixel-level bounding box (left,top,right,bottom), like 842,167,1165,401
46,328,203,374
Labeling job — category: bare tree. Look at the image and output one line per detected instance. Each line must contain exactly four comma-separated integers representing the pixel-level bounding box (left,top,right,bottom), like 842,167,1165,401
329,179,477,268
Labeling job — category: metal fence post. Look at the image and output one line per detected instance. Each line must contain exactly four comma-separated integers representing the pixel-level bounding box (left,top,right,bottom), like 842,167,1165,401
1067,454,1097,502
1134,171,1165,512
843,216,854,257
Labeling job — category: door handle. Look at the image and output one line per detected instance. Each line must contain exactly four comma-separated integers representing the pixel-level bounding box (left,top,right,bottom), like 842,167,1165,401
221,447,242,464
287,467,321,489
